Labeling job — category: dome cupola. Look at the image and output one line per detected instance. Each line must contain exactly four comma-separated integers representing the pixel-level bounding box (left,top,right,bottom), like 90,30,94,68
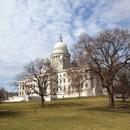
51,34,71,70
52,34,69,55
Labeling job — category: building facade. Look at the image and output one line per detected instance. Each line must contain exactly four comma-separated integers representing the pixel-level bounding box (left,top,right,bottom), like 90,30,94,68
18,35,107,100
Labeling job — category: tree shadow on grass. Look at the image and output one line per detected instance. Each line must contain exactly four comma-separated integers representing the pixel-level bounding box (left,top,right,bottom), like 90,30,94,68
44,102,88,109
0,111,24,118
79,104,130,114
78,99,130,114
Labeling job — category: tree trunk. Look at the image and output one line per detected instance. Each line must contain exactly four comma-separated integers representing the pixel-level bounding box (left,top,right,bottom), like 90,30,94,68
78,86,80,97
41,95,45,106
78,88,80,97
122,94,126,103
78,91,80,97
109,93,115,108
108,86,115,108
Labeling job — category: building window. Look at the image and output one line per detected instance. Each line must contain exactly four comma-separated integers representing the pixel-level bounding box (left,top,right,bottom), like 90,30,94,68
60,80,62,84
64,79,65,83
63,74,65,76
86,83,88,88
60,75,61,77
91,79,93,88
68,78,70,82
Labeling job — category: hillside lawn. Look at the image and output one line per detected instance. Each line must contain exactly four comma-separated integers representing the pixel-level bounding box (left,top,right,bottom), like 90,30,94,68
0,96,130,130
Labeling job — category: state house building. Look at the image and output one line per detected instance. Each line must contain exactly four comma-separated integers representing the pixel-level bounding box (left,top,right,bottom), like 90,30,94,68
18,35,107,100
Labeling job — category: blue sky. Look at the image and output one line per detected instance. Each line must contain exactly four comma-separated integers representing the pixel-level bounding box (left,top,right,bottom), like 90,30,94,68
0,0,130,92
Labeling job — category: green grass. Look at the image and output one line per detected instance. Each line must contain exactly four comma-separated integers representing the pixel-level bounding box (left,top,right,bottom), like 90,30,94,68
0,96,130,130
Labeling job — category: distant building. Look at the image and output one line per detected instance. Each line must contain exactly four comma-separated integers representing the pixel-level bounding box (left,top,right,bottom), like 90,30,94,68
18,35,107,100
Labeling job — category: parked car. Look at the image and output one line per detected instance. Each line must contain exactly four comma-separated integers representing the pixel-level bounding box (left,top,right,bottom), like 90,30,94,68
115,94,122,98
115,93,129,99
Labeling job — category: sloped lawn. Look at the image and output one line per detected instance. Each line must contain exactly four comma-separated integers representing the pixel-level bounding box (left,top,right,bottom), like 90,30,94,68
0,96,130,130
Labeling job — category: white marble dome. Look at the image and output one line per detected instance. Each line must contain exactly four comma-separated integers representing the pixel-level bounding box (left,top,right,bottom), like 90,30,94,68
52,35,69,55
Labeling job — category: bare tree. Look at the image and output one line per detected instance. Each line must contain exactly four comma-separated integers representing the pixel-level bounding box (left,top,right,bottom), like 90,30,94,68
67,67,83,97
67,61,94,97
114,67,130,102
71,44,87,66
8,80,19,91
17,58,57,106
14,72,32,98
74,28,130,108
0,87,8,103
